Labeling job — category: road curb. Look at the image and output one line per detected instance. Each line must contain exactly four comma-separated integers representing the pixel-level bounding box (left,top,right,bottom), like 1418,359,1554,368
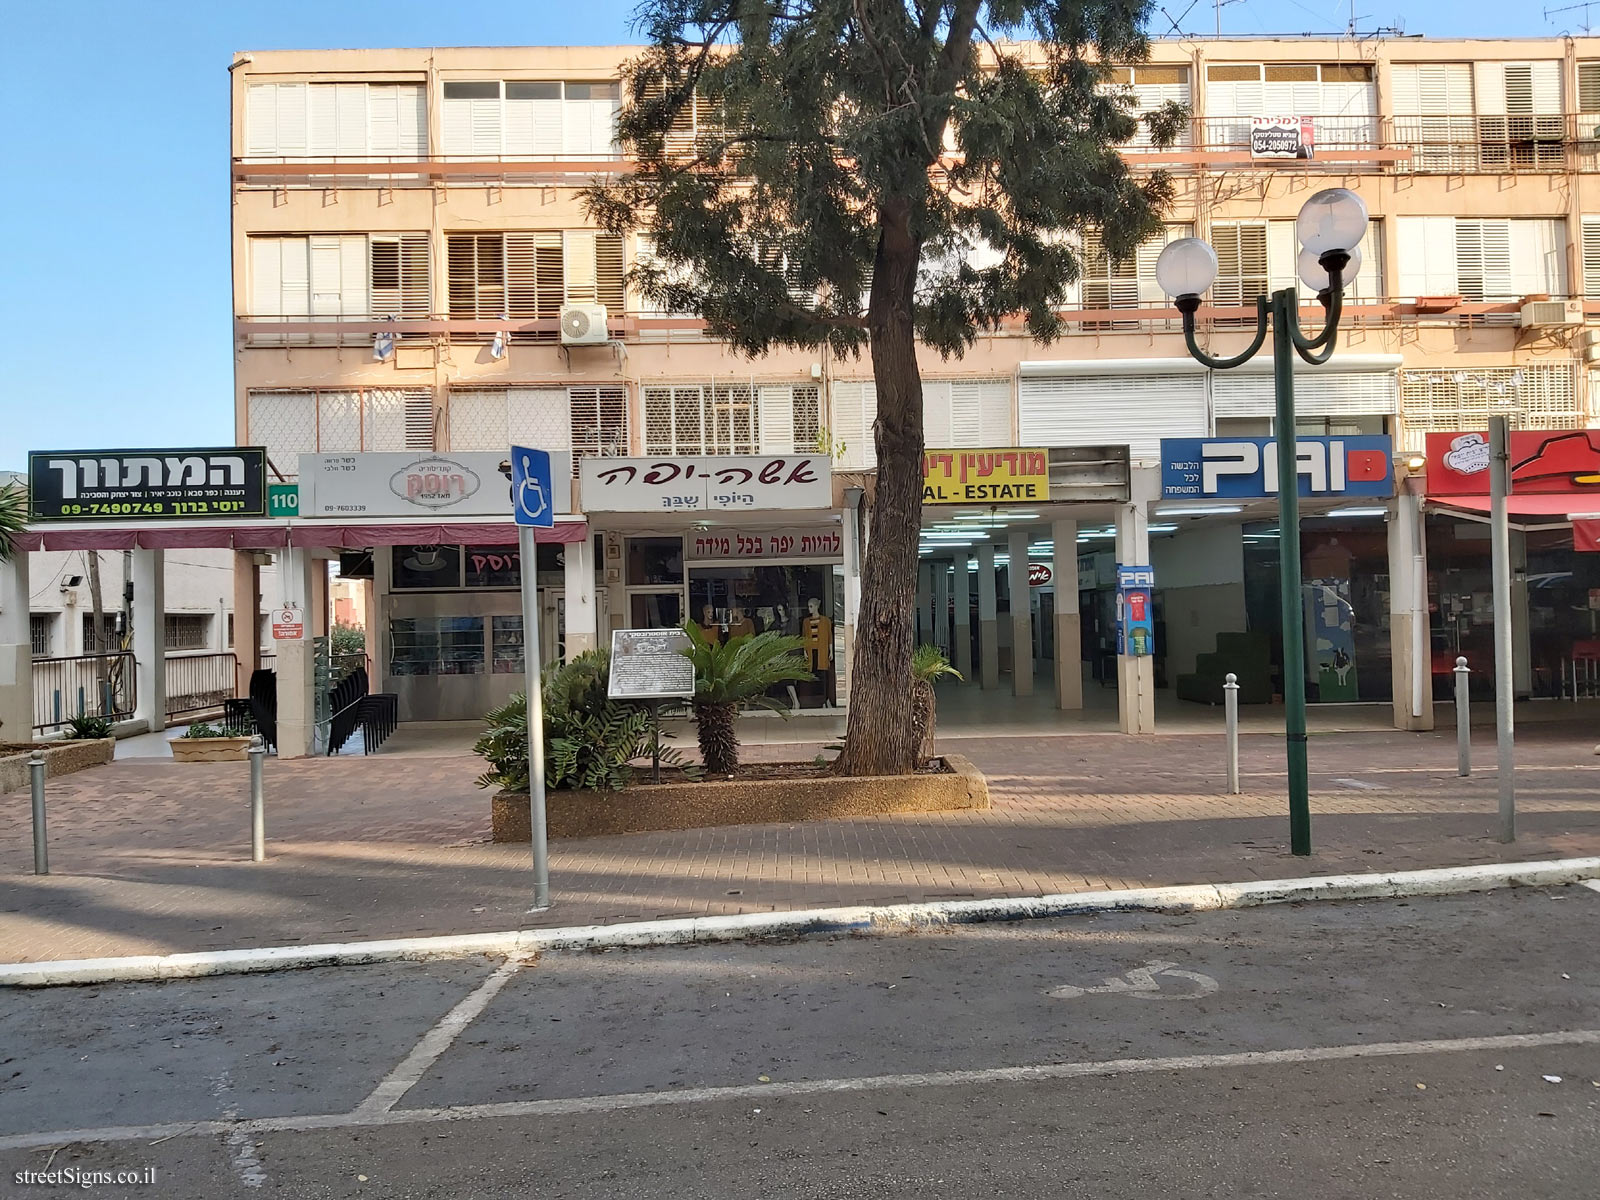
4,856,1598,988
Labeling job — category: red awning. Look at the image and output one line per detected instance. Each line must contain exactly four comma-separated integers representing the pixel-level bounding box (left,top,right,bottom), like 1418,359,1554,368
1428,495,1600,520
13,519,588,552
1576,520,1600,552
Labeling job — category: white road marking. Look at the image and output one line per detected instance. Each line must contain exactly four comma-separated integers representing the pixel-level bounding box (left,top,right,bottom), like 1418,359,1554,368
1581,879,1600,894
3,1027,1597,1153
209,1072,266,1189
354,958,524,1115
1047,960,1220,1001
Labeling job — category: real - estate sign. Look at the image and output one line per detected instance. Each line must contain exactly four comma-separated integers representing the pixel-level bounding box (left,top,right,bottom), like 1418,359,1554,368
28,448,268,521
922,448,1050,504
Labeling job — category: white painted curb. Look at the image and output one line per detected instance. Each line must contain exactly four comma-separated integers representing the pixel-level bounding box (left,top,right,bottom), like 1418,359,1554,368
3,856,1597,988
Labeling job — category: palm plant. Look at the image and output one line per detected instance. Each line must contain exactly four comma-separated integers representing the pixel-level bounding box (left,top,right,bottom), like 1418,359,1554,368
0,484,25,563
911,644,963,762
681,623,813,775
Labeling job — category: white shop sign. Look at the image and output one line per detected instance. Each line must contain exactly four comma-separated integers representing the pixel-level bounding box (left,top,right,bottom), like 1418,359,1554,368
298,452,573,519
687,527,843,561
580,455,831,513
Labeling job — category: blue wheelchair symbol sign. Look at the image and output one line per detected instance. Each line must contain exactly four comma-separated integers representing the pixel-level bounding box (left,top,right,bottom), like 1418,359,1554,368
510,446,554,528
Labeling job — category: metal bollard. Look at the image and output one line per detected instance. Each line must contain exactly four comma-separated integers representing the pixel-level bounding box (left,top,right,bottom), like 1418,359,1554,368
1454,656,1471,777
1224,672,1241,795
30,750,48,875
248,735,267,862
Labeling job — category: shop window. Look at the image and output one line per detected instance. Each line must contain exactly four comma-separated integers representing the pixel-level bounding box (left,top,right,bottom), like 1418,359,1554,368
29,613,53,656
392,545,464,590
389,616,486,676
687,563,839,707
626,537,684,586
391,543,559,590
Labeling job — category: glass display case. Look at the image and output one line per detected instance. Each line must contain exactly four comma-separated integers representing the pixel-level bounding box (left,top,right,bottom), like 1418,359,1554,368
491,615,525,674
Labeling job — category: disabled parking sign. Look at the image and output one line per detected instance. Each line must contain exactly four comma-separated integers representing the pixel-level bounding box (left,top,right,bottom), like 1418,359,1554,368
510,446,553,528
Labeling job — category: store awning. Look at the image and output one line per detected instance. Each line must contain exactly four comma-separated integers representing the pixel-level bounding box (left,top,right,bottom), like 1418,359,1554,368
1428,495,1600,521
13,519,588,552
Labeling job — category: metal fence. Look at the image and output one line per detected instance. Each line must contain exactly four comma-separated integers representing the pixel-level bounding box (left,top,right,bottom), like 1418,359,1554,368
166,653,240,722
33,652,137,731
1565,657,1600,701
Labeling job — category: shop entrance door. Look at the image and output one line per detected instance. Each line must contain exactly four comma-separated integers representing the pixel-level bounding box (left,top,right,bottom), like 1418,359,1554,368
627,590,685,630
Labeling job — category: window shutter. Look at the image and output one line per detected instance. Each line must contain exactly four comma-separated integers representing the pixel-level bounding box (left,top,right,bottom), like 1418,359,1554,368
1210,224,1268,305
404,391,436,449
245,84,279,155
335,84,366,155
1509,219,1566,297
503,95,536,155
1582,218,1600,299
1529,61,1562,112
446,234,481,317
595,234,625,312
365,388,434,451
368,85,399,154
370,233,430,319
1580,63,1600,113
471,95,502,154
339,235,368,316
307,86,337,156
442,97,472,154
1267,220,1298,292
534,89,564,156
1019,373,1207,458
446,389,509,451
564,231,598,303
1396,216,1457,297
922,381,954,446
949,380,1011,445
829,382,878,469
757,386,797,454
249,238,285,317
273,84,307,155
279,237,310,321
1212,369,1397,417
1456,220,1513,301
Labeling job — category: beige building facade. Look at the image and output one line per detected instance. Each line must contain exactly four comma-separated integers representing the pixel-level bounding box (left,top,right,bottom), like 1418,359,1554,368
213,35,1600,749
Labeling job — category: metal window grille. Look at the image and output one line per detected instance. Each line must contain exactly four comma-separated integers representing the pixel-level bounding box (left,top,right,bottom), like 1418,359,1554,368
570,386,629,465
1398,364,1581,450
29,614,52,656
82,614,120,653
643,385,759,455
165,614,211,651
249,388,436,475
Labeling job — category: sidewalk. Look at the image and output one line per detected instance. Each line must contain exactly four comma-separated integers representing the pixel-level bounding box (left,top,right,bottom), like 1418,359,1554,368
2,722,1598,964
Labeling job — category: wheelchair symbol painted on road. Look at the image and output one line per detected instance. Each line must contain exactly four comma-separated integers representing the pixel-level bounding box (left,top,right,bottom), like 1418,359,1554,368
1046,960,1220,1001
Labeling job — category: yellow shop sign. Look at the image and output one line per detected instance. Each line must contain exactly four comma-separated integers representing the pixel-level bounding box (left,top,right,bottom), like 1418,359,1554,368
921,448,1050,504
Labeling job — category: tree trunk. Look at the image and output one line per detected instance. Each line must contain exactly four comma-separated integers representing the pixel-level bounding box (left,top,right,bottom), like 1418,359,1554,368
910,679,936,762
695,700,740,775
836,197,924,777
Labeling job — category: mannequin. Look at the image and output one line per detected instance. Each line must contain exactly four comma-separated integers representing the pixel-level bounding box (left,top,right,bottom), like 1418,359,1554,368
696,603,722,644
727,605,755,641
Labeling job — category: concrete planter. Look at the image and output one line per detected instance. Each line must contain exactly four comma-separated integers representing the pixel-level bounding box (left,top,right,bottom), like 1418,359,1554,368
170,736,253,763
0,739,115,795
491,753,988,842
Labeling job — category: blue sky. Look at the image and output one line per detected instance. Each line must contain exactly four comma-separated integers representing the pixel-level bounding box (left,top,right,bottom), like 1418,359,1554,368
0,0,1557,469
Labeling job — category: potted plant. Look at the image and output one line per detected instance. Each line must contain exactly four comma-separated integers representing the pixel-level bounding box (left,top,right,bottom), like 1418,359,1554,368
171,721,254,763
680,624,814,775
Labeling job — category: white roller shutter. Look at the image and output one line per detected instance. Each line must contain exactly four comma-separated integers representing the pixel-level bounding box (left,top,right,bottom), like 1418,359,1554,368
1396,217,1457,297
1508,219,1567,296
758,386,797,454
1583,218,1600,299
922,381,953,446
830,382,878,469
949,380,1011,445
249,238,287,317
1211,369,1398,418
1019,373,1207,458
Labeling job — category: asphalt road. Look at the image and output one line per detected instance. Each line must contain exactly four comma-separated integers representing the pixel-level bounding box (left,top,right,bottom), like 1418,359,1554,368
3,886,1598,1198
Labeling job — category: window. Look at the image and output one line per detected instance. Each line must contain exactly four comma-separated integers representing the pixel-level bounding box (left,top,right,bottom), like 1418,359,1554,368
1209,223,1268,307
1454,221,1513,302
29,614,52,656
641,384,820,455
249,234,430,323
446,232,625,322
1394,217,1565,303
1391,63,1478,173
245,82,427,158
248,388,435,475
1481,62,1566,169
1078,223,1193,318
1202,62,1376,148
1399,364,1581,447
1580,62,1600,113
82,613,119,653
165,614,211,651
440,80,620,157
447,385,629,468
1104,66,1191,150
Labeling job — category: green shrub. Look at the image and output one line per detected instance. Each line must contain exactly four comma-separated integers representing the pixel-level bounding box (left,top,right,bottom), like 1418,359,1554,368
180,721,235,740
680,623,813,775
473,649,695,793
64,714,114,740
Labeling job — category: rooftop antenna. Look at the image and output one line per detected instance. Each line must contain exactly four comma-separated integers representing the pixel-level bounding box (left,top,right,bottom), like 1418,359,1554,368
1544,0,1597,31
1214,0,1246,36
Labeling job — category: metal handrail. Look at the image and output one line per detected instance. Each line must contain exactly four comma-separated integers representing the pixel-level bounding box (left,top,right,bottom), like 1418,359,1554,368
32,652,137,731
166,652,240,721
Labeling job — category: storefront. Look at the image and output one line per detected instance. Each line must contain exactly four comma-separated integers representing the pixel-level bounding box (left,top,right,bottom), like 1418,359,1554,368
1423,430,1600,698
580,453,847,709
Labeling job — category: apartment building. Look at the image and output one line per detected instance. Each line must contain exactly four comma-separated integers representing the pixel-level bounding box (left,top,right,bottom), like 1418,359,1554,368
219,36,1600,743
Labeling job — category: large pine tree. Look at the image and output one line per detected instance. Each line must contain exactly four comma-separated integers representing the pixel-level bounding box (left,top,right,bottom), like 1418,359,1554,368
588,0,1182,775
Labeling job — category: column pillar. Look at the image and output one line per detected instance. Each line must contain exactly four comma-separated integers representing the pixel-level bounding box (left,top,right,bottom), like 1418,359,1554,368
131,549,166,732
841,498,863,706
1510,529,1533,697
1115,499,1155,735
977,542,999,689
1052,518,1083,709
273,548,318,759
1008,529,1034,696
309,554,330,639
952,551,972,683
916,563,933,647
933,560,951,652
563,531,598,661
0,549,33,739
1387,492,1435,731
232,550,260,688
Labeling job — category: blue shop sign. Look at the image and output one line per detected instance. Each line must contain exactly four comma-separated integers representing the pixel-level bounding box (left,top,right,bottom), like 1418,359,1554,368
1160,436,1393,500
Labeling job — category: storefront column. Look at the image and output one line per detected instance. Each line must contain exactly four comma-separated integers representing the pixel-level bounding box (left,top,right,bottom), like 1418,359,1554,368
1052,518,1083,709
1115,500,1155,735
231,552,261,693
309,554,330,640
952,551,972,682
131,549,166,732
0,549,33,739
274,548,318,759
933,561,951,651
563,533,597,660
1387,491,1434,731
977,543,999,689
1511,530,1533,698
917,563,934,647
1008,530,1034,696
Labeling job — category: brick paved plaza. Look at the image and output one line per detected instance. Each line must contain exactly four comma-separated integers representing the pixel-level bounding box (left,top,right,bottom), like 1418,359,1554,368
2,719,1597,963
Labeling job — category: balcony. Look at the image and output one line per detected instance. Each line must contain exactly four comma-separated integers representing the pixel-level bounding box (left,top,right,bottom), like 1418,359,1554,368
233,154,629,189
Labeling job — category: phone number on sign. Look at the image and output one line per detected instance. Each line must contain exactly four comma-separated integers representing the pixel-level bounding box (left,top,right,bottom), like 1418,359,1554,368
53,501,252,517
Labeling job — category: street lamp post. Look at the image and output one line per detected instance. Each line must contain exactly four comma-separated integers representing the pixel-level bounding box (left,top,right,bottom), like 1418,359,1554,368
1157,187,1371,857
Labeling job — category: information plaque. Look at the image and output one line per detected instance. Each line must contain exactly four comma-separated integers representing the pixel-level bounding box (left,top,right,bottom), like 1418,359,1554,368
607,629,696,701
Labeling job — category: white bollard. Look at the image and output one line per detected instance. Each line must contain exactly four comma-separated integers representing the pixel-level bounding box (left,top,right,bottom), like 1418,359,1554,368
248,735,267,862
30,750,48,875
1454,656,1471,778
1224,673,1240,795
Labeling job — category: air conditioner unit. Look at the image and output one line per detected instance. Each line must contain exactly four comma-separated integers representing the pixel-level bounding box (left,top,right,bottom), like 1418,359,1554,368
1519,299,1584,329
560,304,610,346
